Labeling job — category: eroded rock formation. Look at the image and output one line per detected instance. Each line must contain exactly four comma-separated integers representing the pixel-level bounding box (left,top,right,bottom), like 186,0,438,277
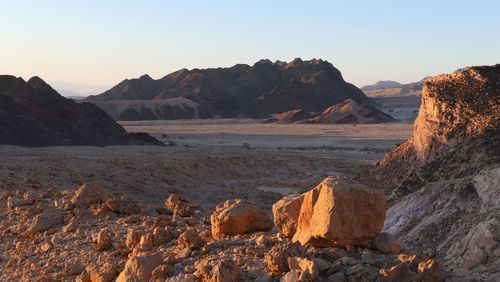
359,65,500,280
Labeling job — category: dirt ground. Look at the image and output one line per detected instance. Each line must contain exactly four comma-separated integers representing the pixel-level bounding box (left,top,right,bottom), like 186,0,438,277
0,120,412,212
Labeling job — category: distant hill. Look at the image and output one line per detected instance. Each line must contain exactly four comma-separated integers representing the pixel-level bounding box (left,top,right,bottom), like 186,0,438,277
85,58,373,120
0,75,162,146
263,99,396,124
361,80,402,91
362,78,429,97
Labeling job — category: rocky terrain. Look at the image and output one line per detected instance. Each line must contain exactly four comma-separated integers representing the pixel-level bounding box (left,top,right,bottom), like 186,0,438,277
264,100,395,124
85,59,373,120
359,65,500,280
0,180,445,282
0,75,162,146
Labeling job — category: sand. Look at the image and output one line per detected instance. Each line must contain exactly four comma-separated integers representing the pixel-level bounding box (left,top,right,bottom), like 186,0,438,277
0,120,412,211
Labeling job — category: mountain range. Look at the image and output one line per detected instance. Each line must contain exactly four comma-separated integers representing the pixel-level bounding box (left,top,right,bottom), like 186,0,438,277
85,58,374,120
0,75,162,146
361,78,427,97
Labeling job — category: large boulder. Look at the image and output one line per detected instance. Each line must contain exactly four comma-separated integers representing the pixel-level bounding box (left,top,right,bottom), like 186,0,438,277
210,199,273,239
272,194,304,237
292,177,387,248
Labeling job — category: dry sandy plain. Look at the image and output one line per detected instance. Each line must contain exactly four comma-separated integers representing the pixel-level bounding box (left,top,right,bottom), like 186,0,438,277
0,120,412,212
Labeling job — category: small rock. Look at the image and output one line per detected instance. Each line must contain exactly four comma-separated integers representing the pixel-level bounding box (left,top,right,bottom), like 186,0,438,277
210,199,273,239
26,208,64,235
116,253,162,282
71,184,111,208
178,229,204,250
96,229,112,251
371,232,401,254
105,196,141,214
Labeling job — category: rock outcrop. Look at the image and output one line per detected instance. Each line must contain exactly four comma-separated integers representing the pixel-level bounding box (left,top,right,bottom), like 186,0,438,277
0,75,162,146
359,65,500,280
291,177,387,248
85,58,373,120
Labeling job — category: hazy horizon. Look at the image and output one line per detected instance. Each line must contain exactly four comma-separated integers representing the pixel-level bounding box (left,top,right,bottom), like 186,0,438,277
2,0,499,95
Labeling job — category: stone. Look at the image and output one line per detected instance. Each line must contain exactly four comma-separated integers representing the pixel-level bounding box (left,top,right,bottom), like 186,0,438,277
287,257,321,281
178,229,204,250
151,264,169,280
371,232,401,254
116,253,162,282
292,177,387,248
211,199,273,239
264,243,303,274
153,226,171,246
83,263,116,282
71,184,111,208
165,193,197,217
66,262,85,276
137,233,153,252
195,257,240,282
105,196,141,214
272,194,304,237
96,229,112,251
126,229,141,249
26,208,64,235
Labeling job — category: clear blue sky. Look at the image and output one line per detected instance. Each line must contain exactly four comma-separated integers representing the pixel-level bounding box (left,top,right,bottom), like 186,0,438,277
1,0,499,93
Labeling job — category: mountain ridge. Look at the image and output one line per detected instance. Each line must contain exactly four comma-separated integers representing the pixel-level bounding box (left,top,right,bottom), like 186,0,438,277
85,58,374,120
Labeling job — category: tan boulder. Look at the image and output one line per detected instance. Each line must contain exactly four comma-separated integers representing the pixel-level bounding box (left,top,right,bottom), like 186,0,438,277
211,199,273,239
71,184,111,208
292,177,387,248
272,194,304,237
371,232,401,254
116,253,162,282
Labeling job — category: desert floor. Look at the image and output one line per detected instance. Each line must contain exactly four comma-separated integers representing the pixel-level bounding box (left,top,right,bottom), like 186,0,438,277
0,120,412,212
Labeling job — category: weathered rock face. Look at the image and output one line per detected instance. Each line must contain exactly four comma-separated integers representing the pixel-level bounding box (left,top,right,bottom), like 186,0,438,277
361,65,500,199
0,75,162,146
358,65,500,280
272,194,304,237
291,177,387,248
210,199,273,239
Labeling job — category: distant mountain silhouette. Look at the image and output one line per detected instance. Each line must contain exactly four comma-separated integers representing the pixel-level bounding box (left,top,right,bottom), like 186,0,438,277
0,75,162,146
86,58,373,120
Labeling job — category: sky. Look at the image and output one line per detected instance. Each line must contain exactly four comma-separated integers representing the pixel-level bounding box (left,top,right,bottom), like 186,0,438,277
1,0,499,95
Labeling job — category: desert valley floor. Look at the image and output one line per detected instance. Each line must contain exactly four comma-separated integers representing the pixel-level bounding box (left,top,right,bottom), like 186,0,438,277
0,120,412,212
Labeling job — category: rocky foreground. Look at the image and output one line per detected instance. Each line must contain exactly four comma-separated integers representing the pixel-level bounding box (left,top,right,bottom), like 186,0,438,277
0,179,445,282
